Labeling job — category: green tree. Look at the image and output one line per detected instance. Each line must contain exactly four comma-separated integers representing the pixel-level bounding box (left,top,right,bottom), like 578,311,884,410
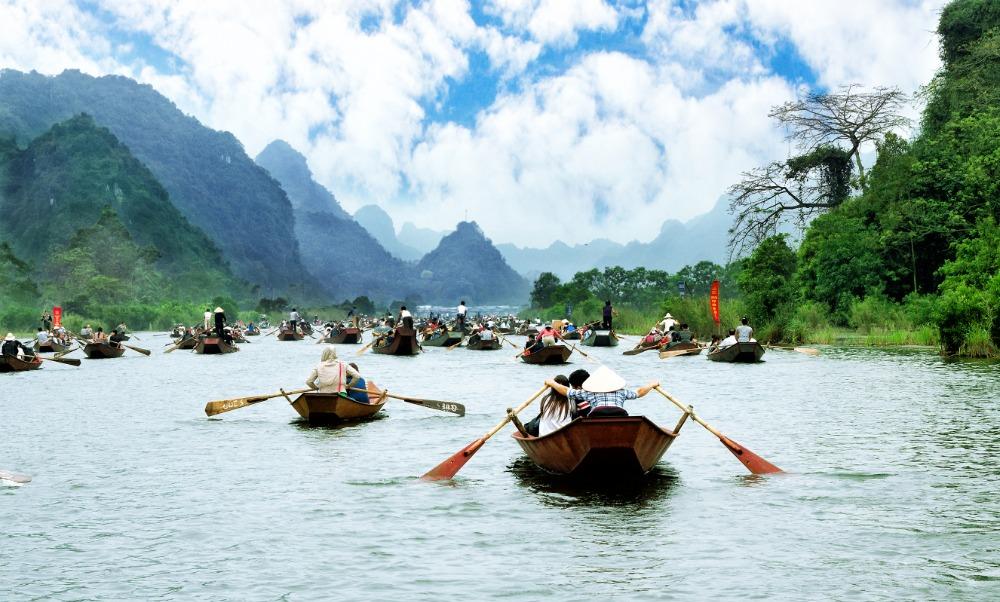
936,218,1000,355
737,235,798,323
530,272,561,308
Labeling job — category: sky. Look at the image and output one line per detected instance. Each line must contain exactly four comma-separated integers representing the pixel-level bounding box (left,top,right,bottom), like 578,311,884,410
0,0,947,247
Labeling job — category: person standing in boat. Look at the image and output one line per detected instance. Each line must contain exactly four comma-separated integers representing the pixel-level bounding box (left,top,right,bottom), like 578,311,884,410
306,347,361,394
545,366,658,418
602,300,616,330
203,308,212,330
213,307,227,339
289,308,301,334
539,324,561,346
456,300,468,331
736,317,754,342
398,306,413,329
659,313,676,333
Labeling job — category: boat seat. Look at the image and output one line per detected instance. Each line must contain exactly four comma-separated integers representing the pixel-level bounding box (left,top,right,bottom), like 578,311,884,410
587,406,628,417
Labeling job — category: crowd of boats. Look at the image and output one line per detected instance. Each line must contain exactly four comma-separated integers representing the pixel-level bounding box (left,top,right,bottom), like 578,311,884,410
3,306,804,484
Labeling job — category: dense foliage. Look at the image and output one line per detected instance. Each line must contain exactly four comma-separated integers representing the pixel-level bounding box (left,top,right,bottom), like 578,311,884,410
731,0,1000,356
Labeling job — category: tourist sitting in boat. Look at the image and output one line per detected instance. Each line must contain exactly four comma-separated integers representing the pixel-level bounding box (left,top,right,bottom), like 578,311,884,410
545,366,658,418
736,317,755,342
524,333,544,355
246,321,257,334
676,323,694,343
719,329,737,349
306,347,361,394
539,325,560,346
708,334,722,352
93,327,107,342
563,321,576,335
36,328,50,345
109,329,125,347
3,333,32,358
80,324,93,339
567,369,591,416
346,362,369,404
643,329,660,346
524,374,574,437
479,324,495,341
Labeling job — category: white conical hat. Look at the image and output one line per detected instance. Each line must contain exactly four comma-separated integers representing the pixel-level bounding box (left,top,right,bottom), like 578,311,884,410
4,332,15,341
581,365,627,393
664,313,673,319
214,307,224,312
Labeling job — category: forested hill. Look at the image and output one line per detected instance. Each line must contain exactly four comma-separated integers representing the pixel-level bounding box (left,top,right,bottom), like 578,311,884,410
0,114,231,281
417,222,529,304
0,69,313,293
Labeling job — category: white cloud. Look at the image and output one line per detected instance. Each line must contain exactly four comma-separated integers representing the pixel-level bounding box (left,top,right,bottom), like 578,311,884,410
0,0,946,247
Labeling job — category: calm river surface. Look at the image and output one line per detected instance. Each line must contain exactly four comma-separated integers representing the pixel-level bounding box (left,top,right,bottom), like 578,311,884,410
2,333,998,600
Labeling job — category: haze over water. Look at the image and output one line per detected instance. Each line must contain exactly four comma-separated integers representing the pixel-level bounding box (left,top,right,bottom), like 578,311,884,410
2,335,997,600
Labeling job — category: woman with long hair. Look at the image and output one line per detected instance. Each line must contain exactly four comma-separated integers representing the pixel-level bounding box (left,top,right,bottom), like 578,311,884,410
538,374,575,436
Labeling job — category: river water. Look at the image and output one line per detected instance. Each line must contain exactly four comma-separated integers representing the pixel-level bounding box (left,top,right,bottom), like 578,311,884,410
2,333,998,600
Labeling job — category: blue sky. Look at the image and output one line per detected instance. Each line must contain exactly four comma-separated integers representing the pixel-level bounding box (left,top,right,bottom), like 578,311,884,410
0,0,943,245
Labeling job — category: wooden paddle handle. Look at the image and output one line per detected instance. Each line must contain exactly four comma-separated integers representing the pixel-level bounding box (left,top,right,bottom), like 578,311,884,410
654,387,719,438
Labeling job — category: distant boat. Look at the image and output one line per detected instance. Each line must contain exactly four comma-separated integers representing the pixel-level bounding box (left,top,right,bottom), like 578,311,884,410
521,344,572,365
373,327,421,356
466,334,501,350
83,342,125,359
277,328,304,341
581,329,619,347
707,342,765,363
421,328,463,347
319,327,362,344
195,336,239,354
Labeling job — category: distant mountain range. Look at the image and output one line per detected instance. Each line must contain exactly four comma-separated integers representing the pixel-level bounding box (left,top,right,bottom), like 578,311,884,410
496,199,734,279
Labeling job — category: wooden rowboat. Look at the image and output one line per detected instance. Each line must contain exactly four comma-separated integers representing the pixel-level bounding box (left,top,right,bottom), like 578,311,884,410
244,329,260,336
174,337,199,350
373,327,421,356
622,342,659,356
320,328,362,344
707,341,765,363
0,355,43,372
421,328,463,347
195,336,239,354
466,335,501,350
290,381,386,424
658,341,702,358
34,339,70,353
521,344,572,364
83,342,125,359
277,329,304,341
581,329,619,347
561,330,581,341
512,415,687,478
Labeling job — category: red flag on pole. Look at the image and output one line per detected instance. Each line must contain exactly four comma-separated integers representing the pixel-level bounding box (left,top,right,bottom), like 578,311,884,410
709,281,720,324
53,306,63,328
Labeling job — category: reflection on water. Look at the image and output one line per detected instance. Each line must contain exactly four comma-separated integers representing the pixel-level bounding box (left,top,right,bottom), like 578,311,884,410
508,456,680,508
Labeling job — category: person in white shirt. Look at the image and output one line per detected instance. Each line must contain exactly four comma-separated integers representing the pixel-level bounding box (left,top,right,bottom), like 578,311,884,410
203,308,212,330
456,301,468,329
36,328,50,344
398,306,413,329
538,375,575,436
289,308,301,333
659,313,676,333
719,329,738,349
735,317,754,342
306,347,361,394
479,324,494,341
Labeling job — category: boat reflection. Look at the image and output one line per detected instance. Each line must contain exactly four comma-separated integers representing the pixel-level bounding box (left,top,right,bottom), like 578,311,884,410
507,456,680,508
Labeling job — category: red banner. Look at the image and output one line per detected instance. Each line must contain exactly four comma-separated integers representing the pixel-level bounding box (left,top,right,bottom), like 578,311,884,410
709,281,720,324
53,306,62,328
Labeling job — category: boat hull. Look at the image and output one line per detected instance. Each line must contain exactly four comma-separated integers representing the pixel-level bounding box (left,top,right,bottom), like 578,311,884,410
373,327,421,356
290,382,386,424
34,340,70,353
277,330,304,341
83,342,125,359
0,355,43,372
581,330,619,347
195,337,239,354
513,416,679,477
521,344,572,364
466,336,501,350
322,328,362,344
707,341,765,363
421,329,463,347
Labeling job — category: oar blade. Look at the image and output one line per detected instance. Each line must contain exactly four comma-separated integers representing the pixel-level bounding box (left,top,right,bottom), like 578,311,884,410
718,436,783,474
420,438,483,481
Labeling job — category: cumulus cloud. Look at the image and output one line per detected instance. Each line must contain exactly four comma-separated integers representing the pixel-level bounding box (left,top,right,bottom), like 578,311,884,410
0,0,946,246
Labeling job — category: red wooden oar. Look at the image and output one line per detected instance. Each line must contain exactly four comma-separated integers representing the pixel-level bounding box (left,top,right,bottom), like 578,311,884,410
655,387,783,474
421,386,548,481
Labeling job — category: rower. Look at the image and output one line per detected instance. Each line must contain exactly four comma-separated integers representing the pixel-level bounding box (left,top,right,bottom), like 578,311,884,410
544,366,658,418
399,306,413,329
289,308,301,333
214,307,227,339
109,329,125,347
36,328,50,345
539,325,559,346
456,300,468,331
80,324,94,339
3,333,32,358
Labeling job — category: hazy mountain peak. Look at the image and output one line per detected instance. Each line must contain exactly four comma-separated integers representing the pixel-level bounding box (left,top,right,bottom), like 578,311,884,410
256,139,349,220
354,204,424,261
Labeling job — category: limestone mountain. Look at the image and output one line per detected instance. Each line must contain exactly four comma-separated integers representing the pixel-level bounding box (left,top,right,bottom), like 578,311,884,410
354,204,424,261
0,69,312,293
0,114,241,296
398,222,446,255
416,222,529,304
254,141,418,301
